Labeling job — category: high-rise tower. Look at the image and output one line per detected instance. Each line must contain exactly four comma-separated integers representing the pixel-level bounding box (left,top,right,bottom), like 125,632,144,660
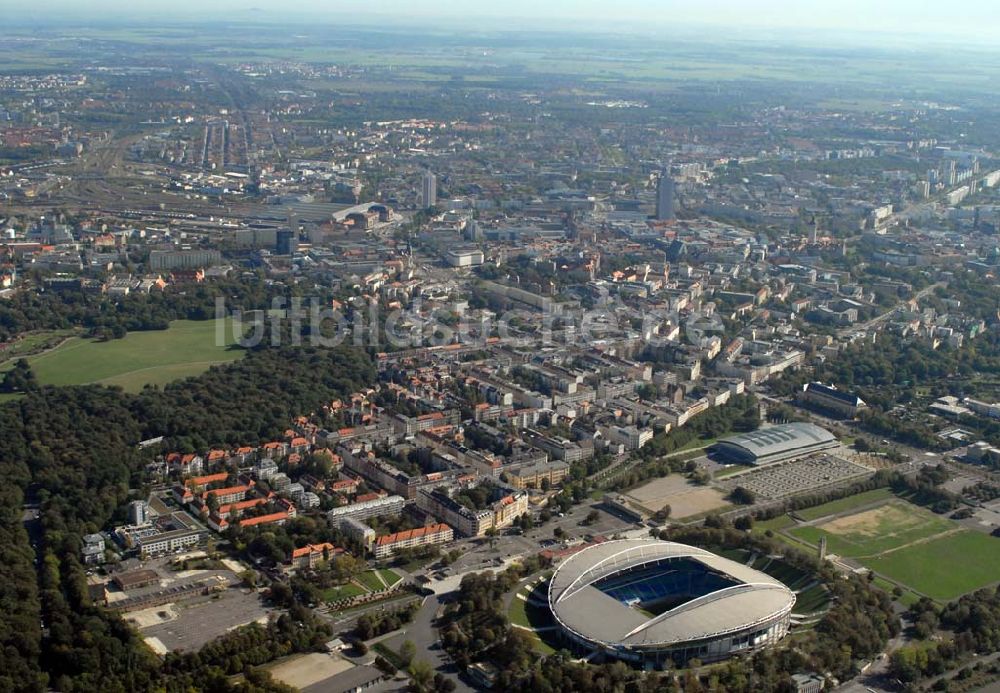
656,171,675,221
422,170,437,209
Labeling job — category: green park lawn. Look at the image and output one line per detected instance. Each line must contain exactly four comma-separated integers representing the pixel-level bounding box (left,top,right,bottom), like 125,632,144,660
378,569,402,587
355,570,387,593
2,319,242,392
322,583,366,602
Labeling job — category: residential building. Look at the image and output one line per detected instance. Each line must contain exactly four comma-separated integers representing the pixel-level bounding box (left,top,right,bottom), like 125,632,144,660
373,523,454,559
289,542,342,570
326,494,406,523
505,458,570,490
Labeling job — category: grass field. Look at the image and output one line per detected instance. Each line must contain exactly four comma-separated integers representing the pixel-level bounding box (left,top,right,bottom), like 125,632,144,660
507,590,557,655
872,576,922,608
866,531,1000,602
1,320,242,392
753,514,796,534
355,570,388,593
322,583,365,602
790,500,954,558
793,584,831,614
794,488,896,522
323,569,404,604
378,569,402,587
714,464,749,479
782,494,1000,602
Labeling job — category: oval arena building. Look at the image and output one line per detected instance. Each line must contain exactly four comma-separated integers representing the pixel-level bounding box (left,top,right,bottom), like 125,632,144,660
547,539,795,667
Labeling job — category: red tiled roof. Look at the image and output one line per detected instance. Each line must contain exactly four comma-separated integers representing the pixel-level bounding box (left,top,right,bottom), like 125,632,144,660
239,511,288,527
186,472,229,488
291,542,341,559
218,498,267,514
376,523,452,547
205,484,251,499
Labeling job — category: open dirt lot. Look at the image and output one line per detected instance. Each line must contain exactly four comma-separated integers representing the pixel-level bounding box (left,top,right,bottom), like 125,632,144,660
268,653,354,690
821,503,926,539
624,475,729,518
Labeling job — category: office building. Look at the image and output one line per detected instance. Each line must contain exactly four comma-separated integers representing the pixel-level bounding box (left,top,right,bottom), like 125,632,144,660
422,170,437,209
656,171,675,221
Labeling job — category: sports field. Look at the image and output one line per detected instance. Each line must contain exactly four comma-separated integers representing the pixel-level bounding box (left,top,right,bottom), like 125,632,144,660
786,496,1000,601
794,488,895,522
866,531,1000,602
790,500,954,558
1,320,242,392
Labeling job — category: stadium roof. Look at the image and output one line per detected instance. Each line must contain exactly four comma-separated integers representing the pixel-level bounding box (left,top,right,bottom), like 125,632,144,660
548,540,795,648
713,422,837,464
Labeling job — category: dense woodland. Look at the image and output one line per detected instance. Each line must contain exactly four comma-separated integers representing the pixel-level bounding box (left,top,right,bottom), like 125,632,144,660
0,342,375,691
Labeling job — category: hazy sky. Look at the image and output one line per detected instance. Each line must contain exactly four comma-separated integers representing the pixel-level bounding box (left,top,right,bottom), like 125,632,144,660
4,0,999,41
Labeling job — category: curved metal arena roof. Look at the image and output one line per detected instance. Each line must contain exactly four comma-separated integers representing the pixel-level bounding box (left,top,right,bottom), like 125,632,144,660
713,422,837,462
548,539,795,649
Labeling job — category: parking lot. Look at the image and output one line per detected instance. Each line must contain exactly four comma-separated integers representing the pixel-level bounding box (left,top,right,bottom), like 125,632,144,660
138,587,272,652
717,454,873,500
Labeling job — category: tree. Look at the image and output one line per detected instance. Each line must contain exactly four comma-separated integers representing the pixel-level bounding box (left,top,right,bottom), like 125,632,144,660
653,505,671,522
729,486,756,505
583,510,600,526
399,640,417,668
553,527,565,539
0,359,37,393
637,384,658,401
485,526,499,549
330,553,361,583
407,660,434,692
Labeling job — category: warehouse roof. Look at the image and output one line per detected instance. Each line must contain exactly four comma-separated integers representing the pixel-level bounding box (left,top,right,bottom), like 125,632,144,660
713,422,837,463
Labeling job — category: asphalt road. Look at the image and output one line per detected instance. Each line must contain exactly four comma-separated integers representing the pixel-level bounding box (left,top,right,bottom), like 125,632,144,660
379,595,475,693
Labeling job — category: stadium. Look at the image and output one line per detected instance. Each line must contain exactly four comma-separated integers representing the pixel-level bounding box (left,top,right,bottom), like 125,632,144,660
547,539,795,667
710,422,838,466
